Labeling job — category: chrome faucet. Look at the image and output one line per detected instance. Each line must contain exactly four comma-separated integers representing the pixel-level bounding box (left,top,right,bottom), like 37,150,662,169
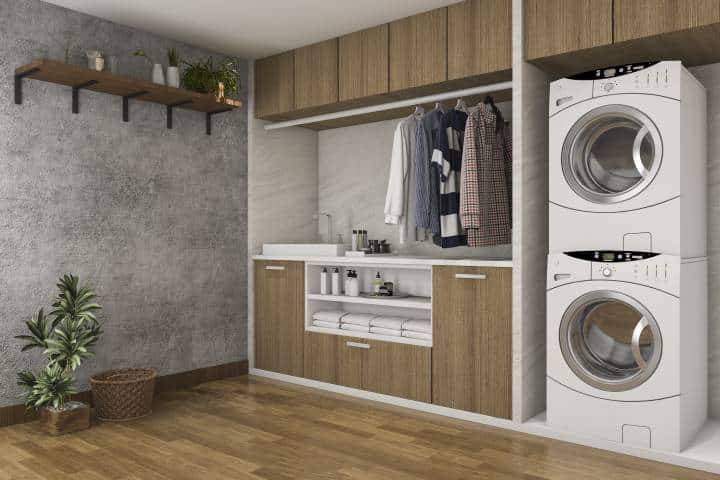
314,212,333,243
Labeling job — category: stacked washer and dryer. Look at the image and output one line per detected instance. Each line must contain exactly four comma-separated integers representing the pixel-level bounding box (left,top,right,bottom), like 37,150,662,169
546,61,708,452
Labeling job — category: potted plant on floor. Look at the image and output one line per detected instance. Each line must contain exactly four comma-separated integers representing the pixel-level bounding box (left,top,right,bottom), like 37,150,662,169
15,274,102,435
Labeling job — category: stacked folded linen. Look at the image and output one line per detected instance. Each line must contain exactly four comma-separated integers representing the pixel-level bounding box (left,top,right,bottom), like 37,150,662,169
369,315,406,337
340,313,374,333
312,310,346,329
402,319,431,341
369,326,402,337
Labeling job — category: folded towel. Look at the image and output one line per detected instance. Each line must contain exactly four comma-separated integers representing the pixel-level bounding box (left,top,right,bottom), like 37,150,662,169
341,313,375,327
313,320,341,329
402,331,431,341
313,310,346,323
370,326,402,337
403,319,432,334
341,323,370,333
370,316,406,330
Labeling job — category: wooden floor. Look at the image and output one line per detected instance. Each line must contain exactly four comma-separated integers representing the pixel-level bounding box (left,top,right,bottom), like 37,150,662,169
0,375,717,480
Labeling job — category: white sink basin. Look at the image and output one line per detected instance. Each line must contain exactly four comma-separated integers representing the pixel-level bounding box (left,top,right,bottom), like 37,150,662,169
262,243,347,257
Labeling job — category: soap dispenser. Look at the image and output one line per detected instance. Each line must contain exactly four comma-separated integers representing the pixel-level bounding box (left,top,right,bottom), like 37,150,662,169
372,271,383,295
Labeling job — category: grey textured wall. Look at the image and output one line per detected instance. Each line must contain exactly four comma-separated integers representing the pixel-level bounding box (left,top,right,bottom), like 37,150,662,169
0,0,248,407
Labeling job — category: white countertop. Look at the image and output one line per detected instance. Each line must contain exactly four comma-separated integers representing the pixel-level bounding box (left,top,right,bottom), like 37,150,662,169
252,254,512,268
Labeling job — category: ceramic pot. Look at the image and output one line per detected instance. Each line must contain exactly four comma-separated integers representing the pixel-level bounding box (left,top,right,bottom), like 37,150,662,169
166,66,180,88
152,64,165,85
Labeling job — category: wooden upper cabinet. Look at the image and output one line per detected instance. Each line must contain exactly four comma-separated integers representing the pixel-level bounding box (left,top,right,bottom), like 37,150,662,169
389,8,447,92
448,0,512,80
294,38,339,110
254,260,304,377
614,0,720,42
254,52,294,119
525,0,613,60
432,266,512,419
339,25,389,102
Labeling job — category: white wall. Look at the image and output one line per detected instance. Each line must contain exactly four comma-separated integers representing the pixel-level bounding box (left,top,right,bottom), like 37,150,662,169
318,104,512,259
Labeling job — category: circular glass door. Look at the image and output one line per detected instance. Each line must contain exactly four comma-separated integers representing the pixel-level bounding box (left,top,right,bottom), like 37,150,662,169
562,105,662,204
559,291,662,392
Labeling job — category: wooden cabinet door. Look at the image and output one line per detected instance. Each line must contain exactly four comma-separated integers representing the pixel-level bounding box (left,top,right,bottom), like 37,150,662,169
339,25,389,102
389,8,447,92
254,52,294,119
525,0,613,60
364,340,431,402
614,0,720,42
254,261,304,376
337,337,366,389
432,266,512,418
448,0,512,80
294,39,339,110
303,332,338,383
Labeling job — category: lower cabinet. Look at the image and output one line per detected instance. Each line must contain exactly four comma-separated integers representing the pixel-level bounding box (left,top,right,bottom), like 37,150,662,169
254,260,304,377
304,333,431,403
432,266,512,419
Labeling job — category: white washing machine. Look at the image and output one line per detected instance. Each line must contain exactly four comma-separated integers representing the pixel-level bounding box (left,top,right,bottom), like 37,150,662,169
547,251,707,452
549,61,707,256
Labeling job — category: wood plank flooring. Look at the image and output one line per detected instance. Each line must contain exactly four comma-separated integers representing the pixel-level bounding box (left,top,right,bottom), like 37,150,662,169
0,375,717,479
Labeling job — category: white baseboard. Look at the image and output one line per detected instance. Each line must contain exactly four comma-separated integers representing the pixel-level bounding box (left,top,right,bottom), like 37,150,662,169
250,368,720,475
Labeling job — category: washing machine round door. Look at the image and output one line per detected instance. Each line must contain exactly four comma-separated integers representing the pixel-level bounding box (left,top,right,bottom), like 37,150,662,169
559,290,662,392
562,104,663,204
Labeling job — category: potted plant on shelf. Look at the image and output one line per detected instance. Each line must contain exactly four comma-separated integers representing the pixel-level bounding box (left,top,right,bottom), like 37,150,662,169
166,48,180,88
133,49,165,85
181,56,239,100
15,274,102,435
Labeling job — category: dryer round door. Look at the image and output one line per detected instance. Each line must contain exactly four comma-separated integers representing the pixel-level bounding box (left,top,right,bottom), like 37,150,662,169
562,104,663,204
559,290,663,392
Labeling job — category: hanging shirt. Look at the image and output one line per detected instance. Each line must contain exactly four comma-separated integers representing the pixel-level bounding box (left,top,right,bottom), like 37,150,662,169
460,104,512,247
414,109,444,240
385,115,421,244
430,109,468,248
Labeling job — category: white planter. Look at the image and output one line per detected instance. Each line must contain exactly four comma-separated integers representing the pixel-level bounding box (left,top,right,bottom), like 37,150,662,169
152,64,165,85
166,66,180,88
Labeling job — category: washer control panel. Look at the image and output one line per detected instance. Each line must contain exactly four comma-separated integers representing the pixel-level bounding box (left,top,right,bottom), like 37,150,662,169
591,61,681,99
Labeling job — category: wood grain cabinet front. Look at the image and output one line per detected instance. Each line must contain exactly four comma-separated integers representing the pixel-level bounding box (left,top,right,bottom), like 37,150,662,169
254,260,304,376
304,332,339,384
524,0,613,60
364,340,431,403
448,0,512,80
294,38,339,111
389,8,447,92
432,266,512,419
254,52,294,120
614,0,720,42
339,25,389,102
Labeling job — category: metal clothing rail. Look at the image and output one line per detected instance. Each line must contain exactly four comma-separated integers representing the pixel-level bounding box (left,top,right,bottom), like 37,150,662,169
263,80,513,130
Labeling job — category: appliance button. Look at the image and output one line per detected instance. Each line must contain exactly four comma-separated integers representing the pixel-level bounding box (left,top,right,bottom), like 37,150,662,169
603,82,615,92
602,267,612,277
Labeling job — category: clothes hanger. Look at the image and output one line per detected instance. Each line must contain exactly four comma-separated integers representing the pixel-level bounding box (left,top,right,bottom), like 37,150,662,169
484,95,505,132
413,105,425,116
455,98,467,111
434,102,445,113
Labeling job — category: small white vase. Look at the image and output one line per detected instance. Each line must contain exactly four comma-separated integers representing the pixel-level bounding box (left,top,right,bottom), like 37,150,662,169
166,66,180,88
152,64,165,85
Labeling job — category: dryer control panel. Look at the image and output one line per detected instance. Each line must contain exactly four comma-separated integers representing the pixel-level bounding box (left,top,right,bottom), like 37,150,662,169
547,251,680,296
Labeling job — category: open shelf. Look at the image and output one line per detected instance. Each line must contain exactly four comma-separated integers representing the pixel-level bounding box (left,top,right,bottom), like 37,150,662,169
306,325,431,347
307,293,431,310
14,59,241,134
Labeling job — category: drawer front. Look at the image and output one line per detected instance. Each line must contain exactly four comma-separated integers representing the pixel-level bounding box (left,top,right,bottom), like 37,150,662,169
304,332,339,384
337,337,367,390
364,340,431,403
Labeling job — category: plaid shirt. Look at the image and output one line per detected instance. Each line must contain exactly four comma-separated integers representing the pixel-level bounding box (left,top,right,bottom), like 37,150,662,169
459,104,512,247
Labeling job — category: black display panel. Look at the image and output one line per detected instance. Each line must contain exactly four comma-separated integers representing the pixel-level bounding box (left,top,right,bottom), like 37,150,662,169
568,62,659,80
566,251,660,262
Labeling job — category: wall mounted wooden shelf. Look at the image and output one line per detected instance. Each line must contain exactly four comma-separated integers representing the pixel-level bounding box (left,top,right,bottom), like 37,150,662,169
14,59,242,135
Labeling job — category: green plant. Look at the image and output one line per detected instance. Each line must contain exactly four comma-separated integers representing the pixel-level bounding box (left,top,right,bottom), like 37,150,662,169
181,56,239,96
16,274,102,410
133,49,154,65
167,48,180,67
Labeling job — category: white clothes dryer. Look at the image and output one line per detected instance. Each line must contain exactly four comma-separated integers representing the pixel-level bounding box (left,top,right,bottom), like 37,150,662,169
549,61,706,256
546,251,707,452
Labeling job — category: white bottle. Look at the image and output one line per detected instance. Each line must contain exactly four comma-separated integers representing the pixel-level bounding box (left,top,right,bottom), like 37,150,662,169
351,229,358,251
320,267,329,295
331,268,341,295
348,270,360,297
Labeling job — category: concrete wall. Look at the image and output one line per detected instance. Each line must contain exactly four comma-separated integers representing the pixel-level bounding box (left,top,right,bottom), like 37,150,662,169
0,0,248,407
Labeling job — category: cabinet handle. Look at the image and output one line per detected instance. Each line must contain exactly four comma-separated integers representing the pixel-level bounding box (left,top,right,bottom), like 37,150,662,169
346,341,370,349
265,265,286,271
455,273,486,280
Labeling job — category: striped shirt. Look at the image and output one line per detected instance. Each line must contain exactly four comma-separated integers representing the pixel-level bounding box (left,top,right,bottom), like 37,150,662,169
414,110,444,238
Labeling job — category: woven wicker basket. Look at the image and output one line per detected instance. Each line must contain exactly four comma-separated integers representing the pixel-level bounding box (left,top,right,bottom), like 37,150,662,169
90,368,157,421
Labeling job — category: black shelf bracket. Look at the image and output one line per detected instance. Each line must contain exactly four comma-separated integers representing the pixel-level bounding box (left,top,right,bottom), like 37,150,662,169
166,100,193,129
122,90,149,122
14,68,40,105
71,80,98,114
206,107,233,136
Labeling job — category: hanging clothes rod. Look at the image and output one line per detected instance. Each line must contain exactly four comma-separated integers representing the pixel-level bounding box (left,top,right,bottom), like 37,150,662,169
263,81,513,130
